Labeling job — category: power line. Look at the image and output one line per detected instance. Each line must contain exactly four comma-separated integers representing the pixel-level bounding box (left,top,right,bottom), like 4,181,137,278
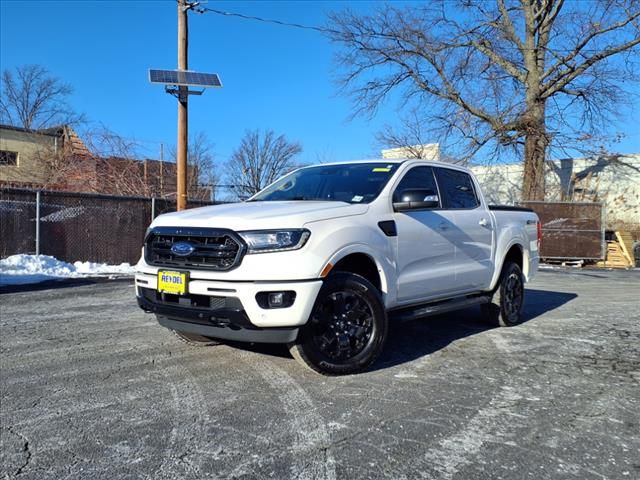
195,5,631,54
198,6,340,35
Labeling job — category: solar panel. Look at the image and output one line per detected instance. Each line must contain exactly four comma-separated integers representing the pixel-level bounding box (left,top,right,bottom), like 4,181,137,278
149,69,222,88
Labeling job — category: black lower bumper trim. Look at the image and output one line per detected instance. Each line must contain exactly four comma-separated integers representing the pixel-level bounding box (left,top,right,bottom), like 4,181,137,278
157,316,299,344
137,292,254,328
137,295,299,344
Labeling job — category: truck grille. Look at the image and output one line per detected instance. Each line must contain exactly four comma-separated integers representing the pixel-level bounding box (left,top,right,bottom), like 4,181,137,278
144,227,245,271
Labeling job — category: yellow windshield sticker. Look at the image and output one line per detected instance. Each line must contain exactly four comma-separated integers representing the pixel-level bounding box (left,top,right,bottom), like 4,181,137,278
372,167,390,172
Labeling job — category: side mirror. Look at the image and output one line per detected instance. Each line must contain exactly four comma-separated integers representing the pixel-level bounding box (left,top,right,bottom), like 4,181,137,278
393,189,439,212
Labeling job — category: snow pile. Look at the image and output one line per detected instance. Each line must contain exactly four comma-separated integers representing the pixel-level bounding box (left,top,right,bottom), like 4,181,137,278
0,254,135,286
74,260,135,275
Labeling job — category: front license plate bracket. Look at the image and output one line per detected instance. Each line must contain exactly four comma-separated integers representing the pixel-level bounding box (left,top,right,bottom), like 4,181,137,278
157,270,189,295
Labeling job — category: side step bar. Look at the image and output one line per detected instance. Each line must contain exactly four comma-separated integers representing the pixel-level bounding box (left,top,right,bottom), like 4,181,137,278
390,295,490,322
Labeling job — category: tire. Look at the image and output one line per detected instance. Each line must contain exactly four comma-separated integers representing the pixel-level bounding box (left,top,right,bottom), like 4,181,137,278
289,272,388,375
482,261,525,327
171,329,220,347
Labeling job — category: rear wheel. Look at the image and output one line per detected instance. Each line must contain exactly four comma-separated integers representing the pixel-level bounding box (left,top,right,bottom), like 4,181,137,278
289,272,388,375
482,261,525,327
171,329,220,347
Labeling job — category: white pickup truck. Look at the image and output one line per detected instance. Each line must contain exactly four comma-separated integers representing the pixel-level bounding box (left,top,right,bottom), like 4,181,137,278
136,160,540,375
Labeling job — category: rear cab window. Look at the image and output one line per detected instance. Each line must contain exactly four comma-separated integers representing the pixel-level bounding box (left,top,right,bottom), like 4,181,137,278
434,167,480,209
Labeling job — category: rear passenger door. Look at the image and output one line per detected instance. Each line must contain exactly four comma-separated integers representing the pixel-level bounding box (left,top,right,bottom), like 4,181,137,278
392,166,459,302
433,167,493,291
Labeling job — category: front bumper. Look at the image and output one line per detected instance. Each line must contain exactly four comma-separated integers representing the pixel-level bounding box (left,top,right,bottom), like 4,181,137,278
135,272,323,329
136,293,300,343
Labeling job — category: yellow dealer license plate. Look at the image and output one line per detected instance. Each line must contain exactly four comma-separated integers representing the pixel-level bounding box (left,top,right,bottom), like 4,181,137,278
157,270,188,295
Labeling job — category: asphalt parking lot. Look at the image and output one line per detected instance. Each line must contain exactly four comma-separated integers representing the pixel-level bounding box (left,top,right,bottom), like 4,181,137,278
1,269,639,480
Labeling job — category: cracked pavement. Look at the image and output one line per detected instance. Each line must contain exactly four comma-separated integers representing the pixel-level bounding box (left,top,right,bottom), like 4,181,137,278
1,269,639,479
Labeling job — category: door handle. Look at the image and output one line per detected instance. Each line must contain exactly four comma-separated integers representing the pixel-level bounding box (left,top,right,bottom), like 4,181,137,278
479,218,490,227
438,223,450,231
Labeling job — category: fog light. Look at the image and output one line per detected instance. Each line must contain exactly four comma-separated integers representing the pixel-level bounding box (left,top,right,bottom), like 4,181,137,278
256,291,296,309
269,292,284,307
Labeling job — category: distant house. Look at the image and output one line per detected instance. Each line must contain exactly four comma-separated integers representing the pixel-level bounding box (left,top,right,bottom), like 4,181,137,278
0,124,91,190
0,124,210,199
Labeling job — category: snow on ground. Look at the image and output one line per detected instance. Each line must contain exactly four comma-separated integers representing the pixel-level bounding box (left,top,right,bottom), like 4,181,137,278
0,254,135,286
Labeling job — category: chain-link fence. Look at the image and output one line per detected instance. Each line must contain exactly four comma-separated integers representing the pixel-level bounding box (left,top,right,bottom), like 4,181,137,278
0,188,215,264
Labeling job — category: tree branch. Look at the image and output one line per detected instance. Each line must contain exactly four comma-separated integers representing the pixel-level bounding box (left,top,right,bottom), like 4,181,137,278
543,35,640,98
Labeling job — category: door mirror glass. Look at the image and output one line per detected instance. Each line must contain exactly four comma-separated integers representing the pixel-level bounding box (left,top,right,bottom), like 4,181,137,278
393,189,439,211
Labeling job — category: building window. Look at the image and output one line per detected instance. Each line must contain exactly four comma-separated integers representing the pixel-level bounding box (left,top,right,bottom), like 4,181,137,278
0,150,18,166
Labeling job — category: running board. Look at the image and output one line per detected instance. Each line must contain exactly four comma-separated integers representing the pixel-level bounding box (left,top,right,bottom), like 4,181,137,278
390,295,490,322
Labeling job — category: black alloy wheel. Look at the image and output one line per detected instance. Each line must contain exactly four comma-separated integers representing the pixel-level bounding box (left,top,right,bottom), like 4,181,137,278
310,290,375,362
502,269,524,323
482,261,525,327
289,272,388,375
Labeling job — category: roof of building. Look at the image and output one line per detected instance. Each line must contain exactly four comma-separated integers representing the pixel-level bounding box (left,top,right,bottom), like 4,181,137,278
0,123,63,136
0,123,91,158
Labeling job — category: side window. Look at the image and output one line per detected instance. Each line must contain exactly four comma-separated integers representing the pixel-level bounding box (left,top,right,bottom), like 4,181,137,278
0,150,18,166
434,168,479,209
392,166,439,203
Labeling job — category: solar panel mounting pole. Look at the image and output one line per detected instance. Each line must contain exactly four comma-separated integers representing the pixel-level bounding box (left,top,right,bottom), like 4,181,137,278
149,3,222,210
177,0,188,211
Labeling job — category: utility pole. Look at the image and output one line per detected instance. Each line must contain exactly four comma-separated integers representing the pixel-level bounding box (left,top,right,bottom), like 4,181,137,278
159,143,164,197
149,2,222,210
177,0,188,211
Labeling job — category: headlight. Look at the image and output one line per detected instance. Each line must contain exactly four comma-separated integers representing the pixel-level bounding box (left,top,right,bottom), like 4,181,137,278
238,229,311,254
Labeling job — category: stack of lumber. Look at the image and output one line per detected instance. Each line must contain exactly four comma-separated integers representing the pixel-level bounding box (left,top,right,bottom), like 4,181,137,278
617,231,635,262
595,231,634,268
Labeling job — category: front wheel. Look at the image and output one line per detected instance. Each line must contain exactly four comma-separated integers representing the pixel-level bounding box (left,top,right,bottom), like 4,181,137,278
482,261,525,327
289,272,388,375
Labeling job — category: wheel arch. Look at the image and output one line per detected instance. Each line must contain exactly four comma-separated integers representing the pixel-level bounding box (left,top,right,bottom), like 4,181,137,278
323,247,390,298
490,242,526,290
504,244,524,270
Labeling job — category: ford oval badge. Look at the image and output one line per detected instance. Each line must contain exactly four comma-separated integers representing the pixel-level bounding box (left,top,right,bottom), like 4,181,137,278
171,241,195,256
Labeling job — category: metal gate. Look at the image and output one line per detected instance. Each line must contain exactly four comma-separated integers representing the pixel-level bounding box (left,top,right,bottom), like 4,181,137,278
519,201,605,260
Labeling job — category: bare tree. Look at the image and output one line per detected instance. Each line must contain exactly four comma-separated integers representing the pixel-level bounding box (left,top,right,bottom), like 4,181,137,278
33,142,94,192
189,132,217,200
30,126,144,195
328,0,640,200
84,126,151,196
23,125,95,192
0,64,84,130
377,109,445,160
24,125,216,199
225,129,303,198
170,132,219,201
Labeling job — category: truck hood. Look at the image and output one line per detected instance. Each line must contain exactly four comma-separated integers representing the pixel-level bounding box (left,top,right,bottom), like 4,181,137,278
151,201,369,230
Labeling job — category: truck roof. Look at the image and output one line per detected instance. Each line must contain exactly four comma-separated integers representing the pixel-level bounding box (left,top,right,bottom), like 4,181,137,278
301,158,471,173
306,159,405,166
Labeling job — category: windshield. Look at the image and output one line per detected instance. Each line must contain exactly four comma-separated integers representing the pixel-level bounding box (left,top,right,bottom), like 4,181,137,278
250,163,399,204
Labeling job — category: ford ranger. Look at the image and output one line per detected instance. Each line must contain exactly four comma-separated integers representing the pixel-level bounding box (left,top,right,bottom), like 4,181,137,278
136,160,540,375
